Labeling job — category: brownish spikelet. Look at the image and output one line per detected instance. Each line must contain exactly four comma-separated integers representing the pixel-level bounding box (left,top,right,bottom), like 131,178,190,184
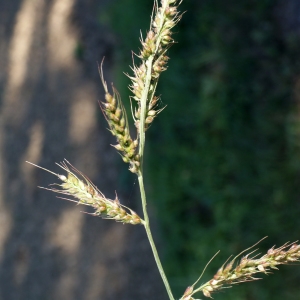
57,160,144,224
180,239,300,299
129,0,183,133
26,160,144,225
98,61,140,173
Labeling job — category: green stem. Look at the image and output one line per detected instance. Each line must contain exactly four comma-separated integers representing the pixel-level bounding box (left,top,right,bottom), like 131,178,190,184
135,3,178,299
137,57,175,299
138,172,175,300
138,57,154,163
138,0,171,161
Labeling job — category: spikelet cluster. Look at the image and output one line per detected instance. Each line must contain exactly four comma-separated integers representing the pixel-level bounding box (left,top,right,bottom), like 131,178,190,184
28,160,143,225
129,0,182,132
99,65,140,173
180,241,300,299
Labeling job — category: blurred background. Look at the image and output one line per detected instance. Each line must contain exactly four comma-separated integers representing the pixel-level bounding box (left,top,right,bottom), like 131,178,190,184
0,0,300,299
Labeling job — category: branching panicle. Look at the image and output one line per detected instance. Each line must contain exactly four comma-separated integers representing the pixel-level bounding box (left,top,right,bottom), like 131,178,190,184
25,2,300,300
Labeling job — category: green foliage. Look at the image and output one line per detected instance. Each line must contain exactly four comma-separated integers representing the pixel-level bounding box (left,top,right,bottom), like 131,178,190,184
104,0,300,299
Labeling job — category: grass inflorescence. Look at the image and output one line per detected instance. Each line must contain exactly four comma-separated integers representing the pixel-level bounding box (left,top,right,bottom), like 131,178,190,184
26,0,300,299
27,160,143,225
99,63,140,173
130,0,183,136
181,240,300,299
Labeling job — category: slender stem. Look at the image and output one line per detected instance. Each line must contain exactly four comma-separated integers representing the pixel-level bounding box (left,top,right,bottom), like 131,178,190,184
137,56,175,299
138,171,175,300
138,0,174,161
135,2,181,299
138,57,154,163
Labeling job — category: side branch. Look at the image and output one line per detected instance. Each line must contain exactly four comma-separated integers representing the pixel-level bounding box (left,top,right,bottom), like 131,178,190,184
180,240,300,299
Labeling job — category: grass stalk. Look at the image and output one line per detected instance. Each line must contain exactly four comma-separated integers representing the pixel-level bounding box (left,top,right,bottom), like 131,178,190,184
133,1,183,298
138,171,175,300
27,1,300,298
138,57,154,163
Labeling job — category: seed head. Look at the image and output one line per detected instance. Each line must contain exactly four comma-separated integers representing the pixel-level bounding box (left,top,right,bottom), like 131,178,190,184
26,160,144,225
128,0,182,133
98,62,140,173
180,239,300,299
